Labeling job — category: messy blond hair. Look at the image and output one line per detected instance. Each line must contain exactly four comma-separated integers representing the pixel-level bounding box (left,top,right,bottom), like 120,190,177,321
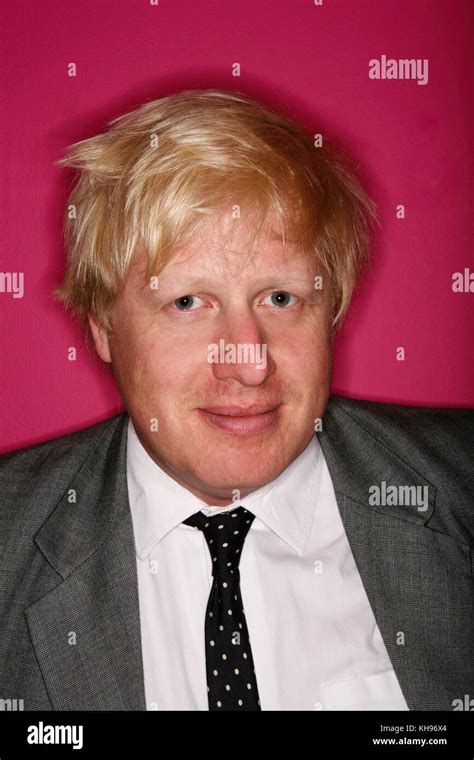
54,88,378,345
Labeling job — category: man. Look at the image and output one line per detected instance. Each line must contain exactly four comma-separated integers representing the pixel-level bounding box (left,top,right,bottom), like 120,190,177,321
0,89,472,711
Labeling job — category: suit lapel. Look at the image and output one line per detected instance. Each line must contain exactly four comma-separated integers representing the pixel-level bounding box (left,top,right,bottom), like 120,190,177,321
318,397,453,710
25,411,146,710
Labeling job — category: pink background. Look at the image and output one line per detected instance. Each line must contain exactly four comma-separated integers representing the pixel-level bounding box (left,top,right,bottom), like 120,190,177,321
1,0,473,452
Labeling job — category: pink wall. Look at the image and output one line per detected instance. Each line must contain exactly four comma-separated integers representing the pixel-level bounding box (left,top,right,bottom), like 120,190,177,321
1,0,473,452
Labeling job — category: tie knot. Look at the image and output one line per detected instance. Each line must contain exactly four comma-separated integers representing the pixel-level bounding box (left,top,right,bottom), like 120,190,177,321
183,506,255,575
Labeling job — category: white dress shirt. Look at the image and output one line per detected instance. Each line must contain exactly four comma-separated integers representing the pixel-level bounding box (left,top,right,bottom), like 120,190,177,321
126,417,409,711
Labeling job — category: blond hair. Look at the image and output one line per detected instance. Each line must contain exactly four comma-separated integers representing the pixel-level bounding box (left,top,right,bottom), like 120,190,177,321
54,89,378,345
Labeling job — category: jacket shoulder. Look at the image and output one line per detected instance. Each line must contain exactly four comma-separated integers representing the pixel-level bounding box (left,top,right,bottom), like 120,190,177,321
0,412,125,469
325,395,474,540
0,413,127,533
327,395,474,449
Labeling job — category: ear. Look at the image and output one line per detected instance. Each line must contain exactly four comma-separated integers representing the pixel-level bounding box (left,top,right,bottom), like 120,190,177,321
88,313,112,363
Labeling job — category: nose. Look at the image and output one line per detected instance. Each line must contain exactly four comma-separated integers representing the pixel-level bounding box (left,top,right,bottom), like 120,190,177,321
209,309,274,386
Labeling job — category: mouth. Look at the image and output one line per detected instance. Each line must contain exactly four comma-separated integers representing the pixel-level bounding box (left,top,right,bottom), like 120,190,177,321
197,404,282,436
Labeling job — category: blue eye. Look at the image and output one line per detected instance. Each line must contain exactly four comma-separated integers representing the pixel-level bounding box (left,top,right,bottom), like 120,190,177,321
263,291,297,307
172,295,204,311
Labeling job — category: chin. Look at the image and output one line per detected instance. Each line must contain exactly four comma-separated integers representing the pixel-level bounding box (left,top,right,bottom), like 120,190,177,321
196,452,288,493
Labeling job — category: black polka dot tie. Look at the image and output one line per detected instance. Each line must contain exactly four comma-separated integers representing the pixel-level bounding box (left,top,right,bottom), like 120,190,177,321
183,506,261,711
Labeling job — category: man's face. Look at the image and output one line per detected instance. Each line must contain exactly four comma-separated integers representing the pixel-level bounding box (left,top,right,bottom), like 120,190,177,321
89,213,334,506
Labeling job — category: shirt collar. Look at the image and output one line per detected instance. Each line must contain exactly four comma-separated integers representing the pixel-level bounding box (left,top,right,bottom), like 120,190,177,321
126,417,324,560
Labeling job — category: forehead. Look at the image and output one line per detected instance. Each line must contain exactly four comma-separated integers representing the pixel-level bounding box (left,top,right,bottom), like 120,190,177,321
130,209,317,285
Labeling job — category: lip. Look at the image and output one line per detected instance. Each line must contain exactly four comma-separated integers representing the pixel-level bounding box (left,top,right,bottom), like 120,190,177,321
201,404,279,416
198,404,282,435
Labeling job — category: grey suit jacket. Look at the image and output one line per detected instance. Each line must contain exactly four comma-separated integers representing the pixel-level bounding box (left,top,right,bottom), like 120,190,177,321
0,395,473,711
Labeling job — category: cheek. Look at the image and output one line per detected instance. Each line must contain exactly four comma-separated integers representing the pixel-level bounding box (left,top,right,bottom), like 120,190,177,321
276,325,331,383
125,329,202,405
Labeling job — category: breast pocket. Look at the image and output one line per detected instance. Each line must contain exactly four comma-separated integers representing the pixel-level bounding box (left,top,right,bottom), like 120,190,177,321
320,669,409,711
